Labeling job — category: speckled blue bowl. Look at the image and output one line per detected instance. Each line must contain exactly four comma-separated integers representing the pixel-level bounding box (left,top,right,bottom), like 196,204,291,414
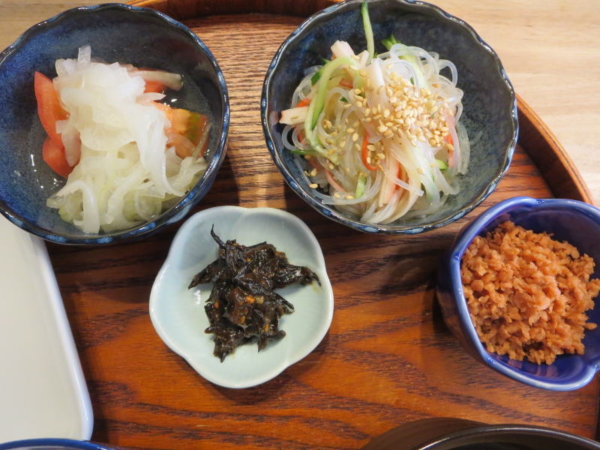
262,0,517,234
0,439,123,450
0,3,229,245
437,196,600,391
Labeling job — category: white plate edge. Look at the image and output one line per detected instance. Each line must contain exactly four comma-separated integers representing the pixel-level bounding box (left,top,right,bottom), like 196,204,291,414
31,235,94,439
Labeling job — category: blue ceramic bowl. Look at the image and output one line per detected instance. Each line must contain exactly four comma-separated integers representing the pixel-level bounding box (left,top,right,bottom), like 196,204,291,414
0,439,122,449
262,0,517,234
437,196,600,391
0,4,229,245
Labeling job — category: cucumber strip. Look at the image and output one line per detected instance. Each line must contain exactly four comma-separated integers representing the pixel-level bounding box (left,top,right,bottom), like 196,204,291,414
355,173,368,198
311,56,359,129
361,2,375,60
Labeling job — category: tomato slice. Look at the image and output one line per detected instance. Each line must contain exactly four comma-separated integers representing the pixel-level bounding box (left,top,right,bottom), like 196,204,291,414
144,80,166,93
153,103,210,158
34,72,67,147
42,137,72,178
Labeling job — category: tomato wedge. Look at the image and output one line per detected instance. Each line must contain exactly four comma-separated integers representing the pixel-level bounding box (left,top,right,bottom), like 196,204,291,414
34,72,67,147
153,103,210,158
143,80,166,93
42,137,72,178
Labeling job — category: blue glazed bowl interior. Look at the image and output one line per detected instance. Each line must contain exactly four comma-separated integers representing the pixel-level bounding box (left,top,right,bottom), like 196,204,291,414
0,4,228,244
263,0,517,233
448,197,600,389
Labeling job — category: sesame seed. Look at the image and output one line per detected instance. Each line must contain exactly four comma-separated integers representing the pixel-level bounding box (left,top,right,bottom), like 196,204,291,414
354,89,362,95
352,133,359,142
347,128,355,134
384,130,394,138
377,152,385,159
417,168,424,175
383,109,391,118
346,195,355,200
356,101,363,108
366,156,372,164
311,169,318,176
309,183,318,188
378,125,388,133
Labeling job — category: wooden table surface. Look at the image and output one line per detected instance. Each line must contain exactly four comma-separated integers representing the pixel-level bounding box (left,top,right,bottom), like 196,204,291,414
2,1,600,449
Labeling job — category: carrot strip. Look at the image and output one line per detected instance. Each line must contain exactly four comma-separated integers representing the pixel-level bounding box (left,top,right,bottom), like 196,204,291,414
296,97,311,108
340,79,353,89
326,170,346,193
361,135,377,171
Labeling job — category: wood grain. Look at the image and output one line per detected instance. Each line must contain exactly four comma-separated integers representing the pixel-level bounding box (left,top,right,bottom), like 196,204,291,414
130,0,338,18
43,11,599,450
517,96,593,203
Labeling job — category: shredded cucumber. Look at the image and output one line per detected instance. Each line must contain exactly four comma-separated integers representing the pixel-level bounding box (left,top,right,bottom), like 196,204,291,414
361,2,375,60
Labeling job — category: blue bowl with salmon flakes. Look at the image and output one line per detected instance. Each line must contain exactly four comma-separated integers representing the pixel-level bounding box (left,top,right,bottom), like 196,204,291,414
0,4,229,245
262,0,517,234
437,196,600,391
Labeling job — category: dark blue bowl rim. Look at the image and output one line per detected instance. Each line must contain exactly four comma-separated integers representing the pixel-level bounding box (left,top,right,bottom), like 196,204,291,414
431,423,600,448
0,439,106,450
261,0,519,234
448,196,600,391
0,3,230,245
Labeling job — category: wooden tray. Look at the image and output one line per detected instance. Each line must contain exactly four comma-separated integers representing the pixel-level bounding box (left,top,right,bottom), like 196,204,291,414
47,1,597,449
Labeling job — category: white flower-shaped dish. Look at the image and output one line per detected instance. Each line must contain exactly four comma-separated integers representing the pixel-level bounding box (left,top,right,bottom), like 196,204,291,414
149,206,334,389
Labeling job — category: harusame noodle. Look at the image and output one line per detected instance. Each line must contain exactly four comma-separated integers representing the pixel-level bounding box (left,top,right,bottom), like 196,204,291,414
279,3,469,224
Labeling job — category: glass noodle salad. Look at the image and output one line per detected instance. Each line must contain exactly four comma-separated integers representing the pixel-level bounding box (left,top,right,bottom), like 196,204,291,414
35,46,210,234
279,3,469,224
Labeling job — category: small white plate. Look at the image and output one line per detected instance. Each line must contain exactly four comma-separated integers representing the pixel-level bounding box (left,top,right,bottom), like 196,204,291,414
149,206,334,388
0,216,93,441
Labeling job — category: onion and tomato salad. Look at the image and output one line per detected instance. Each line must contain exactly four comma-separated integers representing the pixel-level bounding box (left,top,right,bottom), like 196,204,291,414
34,46,210,234
279,3,470,224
